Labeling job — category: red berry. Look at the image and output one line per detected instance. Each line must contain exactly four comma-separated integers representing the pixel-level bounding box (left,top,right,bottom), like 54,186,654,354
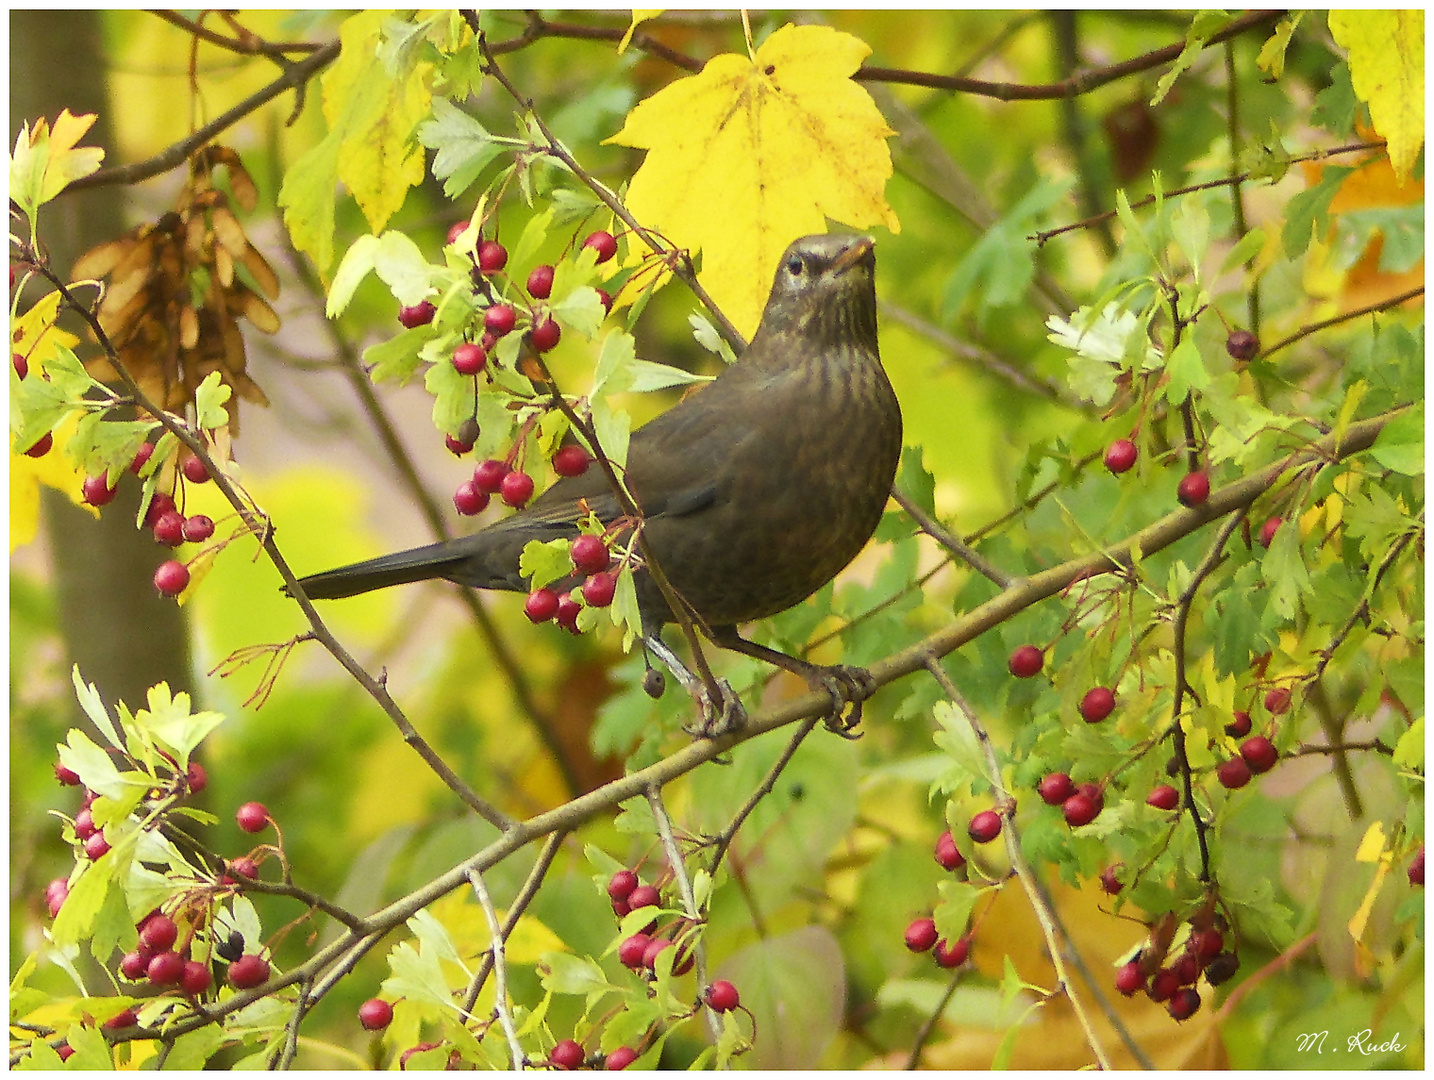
605,1047,638,1070
1104,438,1138,474
640,936,672,970
120,949,151,980
1177,470,1210,507
1409,846,1425,886
144,491,177,528
153,509,186,547
181,453,210,484
704,980,741,1012
1226,329,1259,361
552,444,590,476
228,953,269,989
398,301,436,329
1258,515,1282,548
1038,773,1075,806
235,801,269,833
104,1007,138,1030
1115,960,1144,996
1167,986,1202,1021
1062,793,1100,827
181,960,212,995
74,807,97,839
1240,735,1278,774
499,470,534,508
583,230,618,264
1076,782,1105,814
446,433,474,456
473,458,510,493
526,264,555,299
446,220,470,246
85,830,111,859
933,829,966,871
23,431,53,457
228,856,260,880
607,869,639,902
618,933,651,969
1172,952,1201,986
530,316,561,352
13,351,28,379
452,342,487,375
182,515,215,543
484,303,517,336
1146,784,1179,811
154,560,190,597
550,1039,584,1070
147,950,184,985
1216,756,1251,789
933,937,971,968
1192,927,1224,960
55,762,81,786
524,588,559,623
477,240,508,275
56,1044,74,1062
627,884,660,911
904,916,939,952
1099,865,1124,894
582,571,617,608
44,878,69,917
1079,687,1115,723
453,480,490,516
596,288,615,314
1263,686,1291,715
141,914,179,952
968,810,1001,843
129,441,155,474
82,473,116,506
1224,710,1252,737
1147,967,1180,1002
1008,644,1043,678
570,534,611,575
555,595,581,632
359,998,394,1030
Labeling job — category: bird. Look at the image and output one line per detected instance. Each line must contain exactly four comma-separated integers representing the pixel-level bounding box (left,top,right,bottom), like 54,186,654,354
293,233,903,735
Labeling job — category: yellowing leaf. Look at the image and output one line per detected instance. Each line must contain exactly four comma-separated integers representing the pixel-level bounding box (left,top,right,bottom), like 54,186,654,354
11,415,94,552
41,109,105,202
607,23,899,337
1329,11,1424,184
619,10,664,54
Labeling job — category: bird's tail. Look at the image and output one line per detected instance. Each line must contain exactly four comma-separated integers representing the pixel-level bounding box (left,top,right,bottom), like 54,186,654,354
290,540,477,600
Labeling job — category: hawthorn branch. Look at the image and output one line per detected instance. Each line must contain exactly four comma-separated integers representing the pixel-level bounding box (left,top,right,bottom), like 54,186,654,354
1260,286,1425,360
468,867,524,1070
146,10,327,58
891,488,1014,588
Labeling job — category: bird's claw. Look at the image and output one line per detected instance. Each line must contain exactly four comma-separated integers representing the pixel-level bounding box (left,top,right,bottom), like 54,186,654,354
683,678,747,738
812,665,876,737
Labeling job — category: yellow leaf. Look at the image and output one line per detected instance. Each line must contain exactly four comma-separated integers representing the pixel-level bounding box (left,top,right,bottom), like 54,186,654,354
619,10,664,54
41,108,105,202
1354,820,1388,863
11,415,95,552
607,23,899,337
1329,11,1424,184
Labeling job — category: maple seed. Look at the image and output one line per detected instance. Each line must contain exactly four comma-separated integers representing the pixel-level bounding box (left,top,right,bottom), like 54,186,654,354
235,801,270,833
704,980,741,1012
933,937,971,968
359,998,394,1031
1146,784,1179,811
453,480,490,517
526,264,555,299
452,342,487,375
1062,792,1100,828
934,829,966,871
1224,710,1252,738
1225,329,1259,361
1258,515,1282,548
82,473,117,506
483,303,517,337
605,1047,638,1070
582,571,618,608
524,588,560,623
1239,736,1278,774
154,560,190,597
477,239,508,274
500,470,535,508
571,534,611,575
904,917,939,953
531,316,561,352
968,810,1001,843
1038,772,1076,806
1104,438,1138,474
228,953,270,989
584,230,618,263
1177,470,1210,507
1216,757,1252,789
397,300,436,329
24,431,53,457
1079,687,1115,723
1008,644,1043,678
1263,686,1291,715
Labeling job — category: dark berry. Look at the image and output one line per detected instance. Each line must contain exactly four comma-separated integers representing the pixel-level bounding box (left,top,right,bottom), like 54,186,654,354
618,933,651,969
453,480,490,516
129,441,155,474
23,431,53,457
1224,710,1252,738
85,830,111,860
1167,986,1202,1021
583,230,618,264
1146,784,1179,811
181,453,210,484
1079,687,1115,723
627,884,660,911
1115,960,1144,996
13,351,28,379
398,300,436,329
530,317,561,352
933,936,971,968
55,762,81,786
1240,735,1278,774
452,342,487,375
147,950,184,985
446,433,475,456
524,588,559,623
704,980,740,1012
181,960,212,996
473,458,509,493
484,303,517,337
1008,644,1043,678
182,515,215,543
904,917,939,953
476,240,508,274
607,869,639,903
552,444,590,476
1263,686,1291,715
1216,757,1252,789
1192,927,1224,959
228,953,270,989
1226,329,1259,361
550,1039,584,1070
1062,793,1099,828
571,534,610,575
359,998,394,1030
1204,951,1240,986
526,264,555,300
1258,515,1282,548
968,810,1001,843
104,1007,138,1030
82,473,116,506
1104,438,1138,474
1099,865,1124,894
933,829,966,871
605,1047,638,1070
140,914,179,952
582,571,617,608
1177,470,1210,507
499,470,534,508
153,510,186,547
235,801,269,833
596,288,615,314
154,560,189,597
1038,772,1075,806
1410,846,1425,887
1147,967,1180,1002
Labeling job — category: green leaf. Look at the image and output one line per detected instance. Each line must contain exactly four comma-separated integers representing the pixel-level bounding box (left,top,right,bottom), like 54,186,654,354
1393,716,1423,770
689,313,738,364
1282,166,1350,257
1151,11,1234,106
1170,193,1211,275
1221,227,1267,273
326,233,381,317
1163,335,1210,405
590,397,631,472
366,325,439,384
278,128,342,273
1369,404,1424,474
550,286,606,340
195,371,232,431
933,880,984,942
383,940,455,1012
539,951,617,997
1261,520,1312,619
1255,14,1303,80
132,682,226,768
372,230,435,306
931,700,987,796
416,97,507,198
520,538,573,590
424,355,479,435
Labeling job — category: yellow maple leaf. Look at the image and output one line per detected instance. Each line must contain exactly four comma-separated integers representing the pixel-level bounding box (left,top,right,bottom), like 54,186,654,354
1329,10,1424,184
607,23,899,338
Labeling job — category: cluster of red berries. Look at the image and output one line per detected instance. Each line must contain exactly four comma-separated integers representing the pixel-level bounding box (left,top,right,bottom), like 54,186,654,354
1114,915,1239,1023
903,829,977,970
608,869,696,977
545,1037,642,1071
1037,771,1107,828
525,532,622,633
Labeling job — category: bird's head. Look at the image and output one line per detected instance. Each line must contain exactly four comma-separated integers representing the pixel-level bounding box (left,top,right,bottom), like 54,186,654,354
751,233,878,353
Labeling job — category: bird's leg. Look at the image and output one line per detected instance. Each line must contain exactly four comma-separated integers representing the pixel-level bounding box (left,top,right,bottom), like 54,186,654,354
707,626,875,736
643,634,747,737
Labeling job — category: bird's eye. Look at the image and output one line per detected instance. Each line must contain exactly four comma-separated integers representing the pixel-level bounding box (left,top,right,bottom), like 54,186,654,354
785,254,804,276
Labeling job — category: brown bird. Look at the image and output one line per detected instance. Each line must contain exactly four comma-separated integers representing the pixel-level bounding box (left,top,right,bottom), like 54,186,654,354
294,233,903,733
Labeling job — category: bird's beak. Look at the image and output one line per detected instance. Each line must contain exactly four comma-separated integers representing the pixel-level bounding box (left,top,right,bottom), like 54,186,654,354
831,236,875,274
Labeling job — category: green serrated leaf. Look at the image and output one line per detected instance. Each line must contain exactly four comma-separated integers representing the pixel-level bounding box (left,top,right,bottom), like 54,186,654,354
383,940,455,1011
1164,335,1210,405
373,230,434,306
195,372,232,431
425,356,479,435
539,951,616,996
326,233,381,317
1369,404,1424,475
416,97,508,198
520,538,574,590
1221,227,1267,274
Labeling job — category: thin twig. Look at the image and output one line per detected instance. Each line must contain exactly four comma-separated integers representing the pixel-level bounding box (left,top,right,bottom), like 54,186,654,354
891,488,1015,588
1260,286,1425,359
145,9,326,57
705,718,820,877
902,968,963,1070
468,867,525,1070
